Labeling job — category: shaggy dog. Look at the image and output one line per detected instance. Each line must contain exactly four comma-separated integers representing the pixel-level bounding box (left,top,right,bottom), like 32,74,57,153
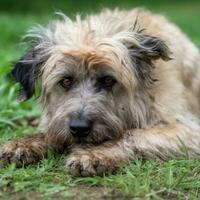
1,8,200,176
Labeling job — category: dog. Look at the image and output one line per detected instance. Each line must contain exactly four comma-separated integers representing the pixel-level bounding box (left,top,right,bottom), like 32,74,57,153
1,8,200,176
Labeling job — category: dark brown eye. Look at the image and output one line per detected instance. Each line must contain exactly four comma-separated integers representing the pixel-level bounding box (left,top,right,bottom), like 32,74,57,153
59,77,74,89
98,76,116,89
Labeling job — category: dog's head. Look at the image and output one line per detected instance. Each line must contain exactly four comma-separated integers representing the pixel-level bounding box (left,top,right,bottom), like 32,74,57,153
12,13,170,147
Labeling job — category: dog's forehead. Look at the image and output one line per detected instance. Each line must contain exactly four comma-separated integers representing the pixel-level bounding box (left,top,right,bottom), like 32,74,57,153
63,50,114,70
48,49,121,78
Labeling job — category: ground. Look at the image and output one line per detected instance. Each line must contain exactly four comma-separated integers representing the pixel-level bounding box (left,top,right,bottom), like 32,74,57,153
0,1,200,199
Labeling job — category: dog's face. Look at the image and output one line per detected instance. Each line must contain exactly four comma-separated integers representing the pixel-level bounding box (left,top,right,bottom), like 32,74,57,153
41,51,129,146
11,15,170,147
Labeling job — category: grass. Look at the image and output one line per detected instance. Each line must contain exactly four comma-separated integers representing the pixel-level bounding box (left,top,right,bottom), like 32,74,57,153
0,1,200,199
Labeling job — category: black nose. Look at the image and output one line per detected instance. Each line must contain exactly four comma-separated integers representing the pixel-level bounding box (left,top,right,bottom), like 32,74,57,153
69,118,92,137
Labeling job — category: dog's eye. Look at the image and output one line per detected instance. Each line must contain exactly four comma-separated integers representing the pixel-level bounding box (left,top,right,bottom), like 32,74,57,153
98,76,116,89
59,77,74,89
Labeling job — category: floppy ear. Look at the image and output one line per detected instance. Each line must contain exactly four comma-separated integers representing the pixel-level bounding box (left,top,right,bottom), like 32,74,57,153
133,35,171,61
11,50,43,101
128,34,171,87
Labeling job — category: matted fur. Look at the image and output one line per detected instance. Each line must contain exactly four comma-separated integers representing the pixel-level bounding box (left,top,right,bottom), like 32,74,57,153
1,8,200,176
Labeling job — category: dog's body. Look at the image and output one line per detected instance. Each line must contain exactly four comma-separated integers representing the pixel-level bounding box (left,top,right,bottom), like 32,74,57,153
1,9,200,176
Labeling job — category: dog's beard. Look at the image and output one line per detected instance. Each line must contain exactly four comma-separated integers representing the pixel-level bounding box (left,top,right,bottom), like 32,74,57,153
46,114,123,149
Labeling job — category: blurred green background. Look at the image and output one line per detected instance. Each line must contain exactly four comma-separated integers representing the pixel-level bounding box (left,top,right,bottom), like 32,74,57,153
0,0,200,16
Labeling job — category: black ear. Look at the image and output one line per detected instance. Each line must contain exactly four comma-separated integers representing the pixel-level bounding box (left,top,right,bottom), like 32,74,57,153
129,35,171,87
11,50,42,101
135,35,171,61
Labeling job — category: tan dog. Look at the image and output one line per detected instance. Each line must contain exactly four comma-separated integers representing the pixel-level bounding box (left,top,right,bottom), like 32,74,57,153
1,8,200,176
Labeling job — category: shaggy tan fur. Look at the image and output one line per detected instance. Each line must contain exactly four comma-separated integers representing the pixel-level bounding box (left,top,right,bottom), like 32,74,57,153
1,8,200,176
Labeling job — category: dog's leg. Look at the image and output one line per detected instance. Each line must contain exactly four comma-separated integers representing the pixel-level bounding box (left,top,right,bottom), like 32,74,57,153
0,133,67,167
66,123,200,176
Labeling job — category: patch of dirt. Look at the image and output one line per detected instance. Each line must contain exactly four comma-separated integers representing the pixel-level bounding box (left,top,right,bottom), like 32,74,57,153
0,191,43,200
68,186,134,200
0,186,136,200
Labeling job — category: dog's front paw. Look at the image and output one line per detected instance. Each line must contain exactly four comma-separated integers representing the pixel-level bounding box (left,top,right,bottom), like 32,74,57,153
66,150,116,177
0,140,40,167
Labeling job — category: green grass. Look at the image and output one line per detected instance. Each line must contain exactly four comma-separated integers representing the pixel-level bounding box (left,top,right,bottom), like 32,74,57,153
0,1,200,199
